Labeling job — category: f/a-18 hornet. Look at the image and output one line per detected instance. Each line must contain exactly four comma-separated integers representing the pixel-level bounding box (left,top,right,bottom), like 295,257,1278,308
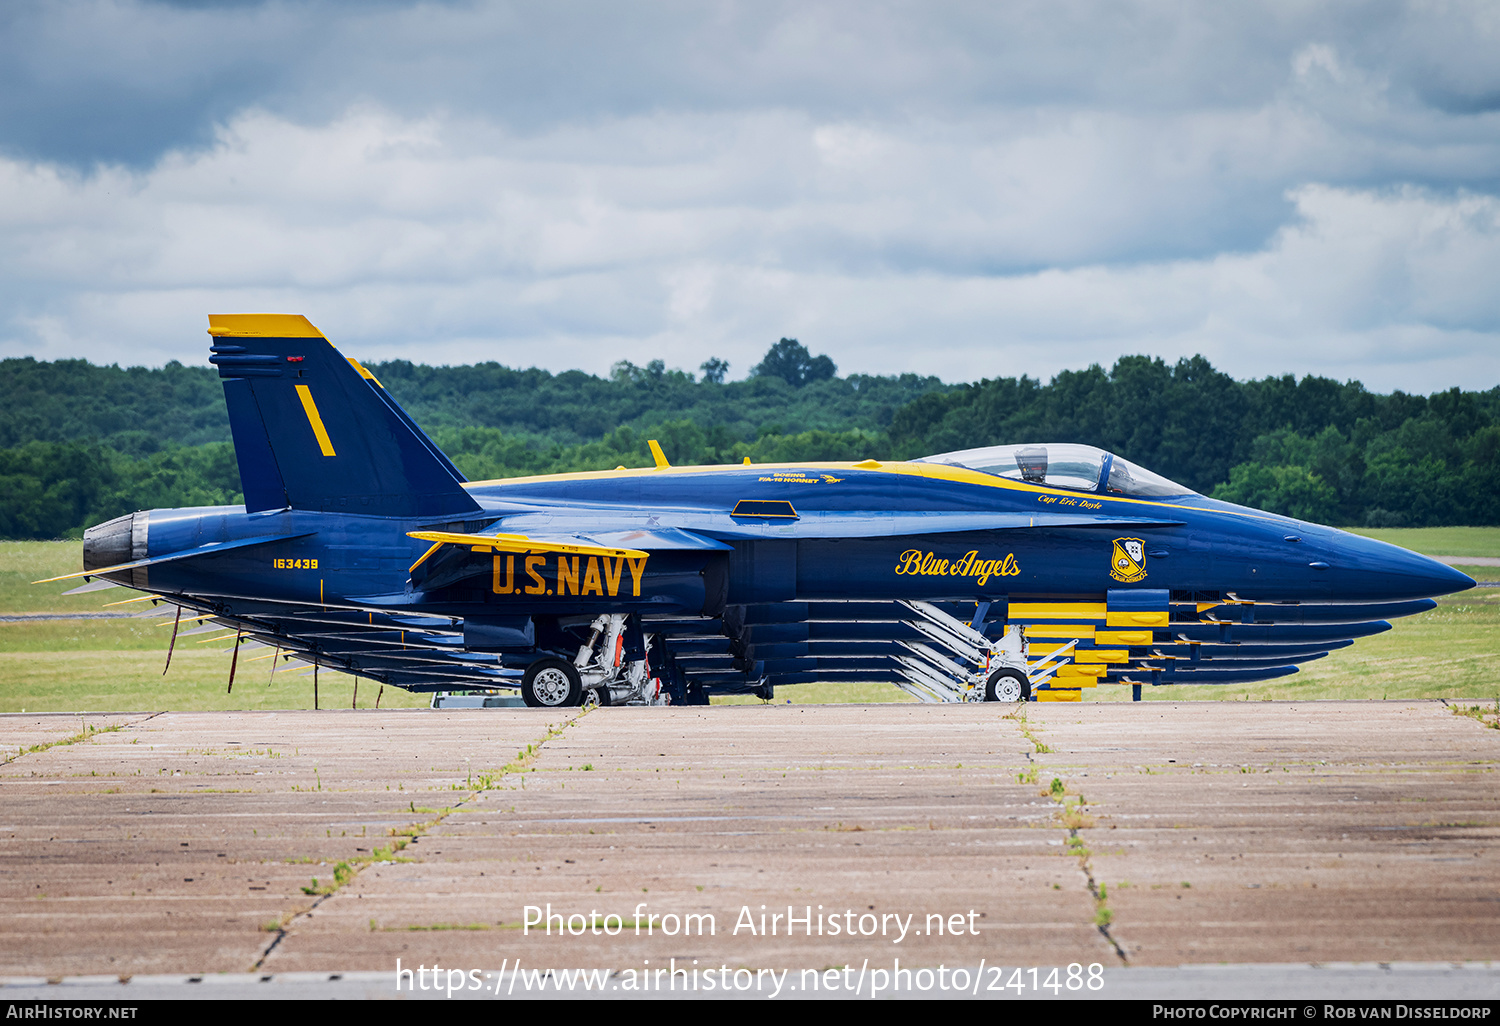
49,315,1474,707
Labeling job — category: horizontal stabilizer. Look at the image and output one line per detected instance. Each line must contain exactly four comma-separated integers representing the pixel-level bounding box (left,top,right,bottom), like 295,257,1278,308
36,532,315,584
62,579,120,595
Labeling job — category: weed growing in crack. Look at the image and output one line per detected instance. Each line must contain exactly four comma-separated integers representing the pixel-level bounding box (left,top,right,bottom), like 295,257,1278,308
1059,800,1095,831
3,723,124,766
1002,707,1053,753
1002,705,1124,963
1450,701,1500,730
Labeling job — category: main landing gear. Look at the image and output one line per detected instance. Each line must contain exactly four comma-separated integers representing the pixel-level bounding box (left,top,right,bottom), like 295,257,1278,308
537,613,671,707
520,657,583,708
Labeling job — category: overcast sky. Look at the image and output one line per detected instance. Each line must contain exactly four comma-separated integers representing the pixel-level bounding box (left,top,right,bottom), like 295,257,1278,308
2,0,1498,393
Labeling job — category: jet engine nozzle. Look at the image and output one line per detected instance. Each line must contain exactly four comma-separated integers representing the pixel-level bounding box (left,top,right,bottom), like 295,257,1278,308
83,511,149,583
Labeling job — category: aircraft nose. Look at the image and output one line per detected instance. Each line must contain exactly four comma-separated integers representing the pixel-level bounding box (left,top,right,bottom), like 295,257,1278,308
1324,532,1476,600
1438,562,1477,594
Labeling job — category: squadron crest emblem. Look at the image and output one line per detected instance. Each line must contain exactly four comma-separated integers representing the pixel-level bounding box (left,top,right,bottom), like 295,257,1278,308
1110,537,1148,583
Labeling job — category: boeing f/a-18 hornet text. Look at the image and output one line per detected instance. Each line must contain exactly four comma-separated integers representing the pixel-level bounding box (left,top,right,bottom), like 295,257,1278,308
44,315,1474,707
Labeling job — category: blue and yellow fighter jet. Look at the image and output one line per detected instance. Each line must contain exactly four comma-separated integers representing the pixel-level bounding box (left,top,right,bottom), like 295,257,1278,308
49,315,1474,706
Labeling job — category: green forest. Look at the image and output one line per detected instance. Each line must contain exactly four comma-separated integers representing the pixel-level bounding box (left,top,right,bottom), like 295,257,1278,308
2,339,1497,539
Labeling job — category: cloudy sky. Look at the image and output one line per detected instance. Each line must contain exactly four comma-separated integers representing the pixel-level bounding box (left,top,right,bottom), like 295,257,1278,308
2,1,1498,392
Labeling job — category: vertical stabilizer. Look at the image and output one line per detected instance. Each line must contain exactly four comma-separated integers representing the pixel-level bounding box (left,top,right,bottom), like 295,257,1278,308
208,315,480,517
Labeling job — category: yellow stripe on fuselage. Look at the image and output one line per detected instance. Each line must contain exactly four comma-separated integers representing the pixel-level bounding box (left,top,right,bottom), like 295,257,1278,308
461,459,1292,525
294,385,337,457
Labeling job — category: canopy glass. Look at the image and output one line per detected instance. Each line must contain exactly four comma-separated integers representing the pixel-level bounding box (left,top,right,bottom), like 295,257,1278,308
916,443,1192,498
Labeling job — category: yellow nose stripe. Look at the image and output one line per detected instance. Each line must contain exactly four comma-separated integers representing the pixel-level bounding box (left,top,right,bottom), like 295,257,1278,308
294,384,337,456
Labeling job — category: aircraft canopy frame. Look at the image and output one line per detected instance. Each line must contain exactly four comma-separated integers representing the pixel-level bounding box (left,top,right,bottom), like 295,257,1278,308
916,443,1193,498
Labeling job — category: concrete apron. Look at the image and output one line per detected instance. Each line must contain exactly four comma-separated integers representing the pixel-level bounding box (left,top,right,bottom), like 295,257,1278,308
0,702,1495,995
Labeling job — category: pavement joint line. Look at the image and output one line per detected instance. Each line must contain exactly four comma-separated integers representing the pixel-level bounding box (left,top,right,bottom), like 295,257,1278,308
1,711,162,766
247,709,586,972
1006,706,1130,966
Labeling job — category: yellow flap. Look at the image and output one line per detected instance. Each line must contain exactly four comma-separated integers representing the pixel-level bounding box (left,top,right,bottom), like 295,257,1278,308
407,531,648,561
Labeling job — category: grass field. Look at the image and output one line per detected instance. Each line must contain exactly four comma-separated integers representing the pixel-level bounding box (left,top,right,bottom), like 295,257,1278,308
1102,525,1500,703
3,531,1497,711
1345,526,1500,558
1,542,430,712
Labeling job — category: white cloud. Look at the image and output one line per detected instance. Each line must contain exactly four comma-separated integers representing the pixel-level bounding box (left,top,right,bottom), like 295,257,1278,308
1,11,1498,395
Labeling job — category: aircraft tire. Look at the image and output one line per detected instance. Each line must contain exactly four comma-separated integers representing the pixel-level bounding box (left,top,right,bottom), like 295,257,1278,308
521,658,584,708
986,669,1031,703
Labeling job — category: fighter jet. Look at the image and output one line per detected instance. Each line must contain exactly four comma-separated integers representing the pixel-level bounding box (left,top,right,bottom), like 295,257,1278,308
47,315,1475,706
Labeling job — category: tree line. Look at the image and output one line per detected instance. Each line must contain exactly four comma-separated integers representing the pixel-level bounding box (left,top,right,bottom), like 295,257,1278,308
2,343,1496,539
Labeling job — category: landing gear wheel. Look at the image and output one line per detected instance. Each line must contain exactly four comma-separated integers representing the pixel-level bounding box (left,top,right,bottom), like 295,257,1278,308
521,657,583,708
986,669,1031,703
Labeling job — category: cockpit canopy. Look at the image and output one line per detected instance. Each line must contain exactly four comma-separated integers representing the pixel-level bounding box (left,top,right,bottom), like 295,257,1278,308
915,443,1193,498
